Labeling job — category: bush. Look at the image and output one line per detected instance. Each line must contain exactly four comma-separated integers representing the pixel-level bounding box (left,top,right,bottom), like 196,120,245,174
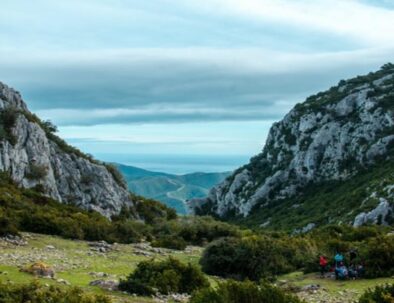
25,164,48,180
0,107,18,145
105,164,127,189
200,236,297,280
151,235,187,250
41,120,58,133
360,236,394,278
177,216,239,245
0,281,111,303
0,216,18,236
152,216,239,247
190,280,302,303
131,195,177,224
111,220,152,243
119,258,209,295
358,284,394,303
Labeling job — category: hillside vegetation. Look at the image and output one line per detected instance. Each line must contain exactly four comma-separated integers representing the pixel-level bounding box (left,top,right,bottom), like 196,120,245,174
0,172,239,248
235,152,394,230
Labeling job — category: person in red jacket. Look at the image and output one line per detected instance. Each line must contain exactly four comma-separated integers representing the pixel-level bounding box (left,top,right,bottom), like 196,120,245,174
319,255,328,277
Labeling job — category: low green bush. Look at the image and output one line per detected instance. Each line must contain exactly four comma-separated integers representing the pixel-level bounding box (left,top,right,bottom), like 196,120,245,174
359,236,394,278
200,236,300,280
151,235,187,250
25,163,48,180
0,215,18,237
152,216,240,247
190,280,302,303
131,195,177,224
0,281,111,303
0,107,18,145
358,284,394,303
119,257,209,295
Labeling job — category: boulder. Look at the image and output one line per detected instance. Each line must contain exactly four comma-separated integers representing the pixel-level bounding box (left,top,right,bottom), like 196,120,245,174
89,279,119,291
22,262,55,278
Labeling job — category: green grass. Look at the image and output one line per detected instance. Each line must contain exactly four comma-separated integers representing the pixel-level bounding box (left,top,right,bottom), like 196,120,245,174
1,233,392,302
279,271,394,302
0,233,204,302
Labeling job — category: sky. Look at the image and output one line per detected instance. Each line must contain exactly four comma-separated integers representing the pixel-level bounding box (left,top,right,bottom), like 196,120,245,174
1,0,394,173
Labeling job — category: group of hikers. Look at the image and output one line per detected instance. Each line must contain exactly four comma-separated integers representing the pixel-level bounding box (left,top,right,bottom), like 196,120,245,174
319,249,365,280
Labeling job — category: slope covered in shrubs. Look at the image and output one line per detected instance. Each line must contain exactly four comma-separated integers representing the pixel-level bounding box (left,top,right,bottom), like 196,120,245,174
0,172,240,248
119,258,209,296
0,282,111,303
190,280,302,303
199,225,394,280
235,154,394,231
358,284,394,303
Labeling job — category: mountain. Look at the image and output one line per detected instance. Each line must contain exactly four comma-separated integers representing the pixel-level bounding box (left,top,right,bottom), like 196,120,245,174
0,82,135,218
188,64,394,230
117,164,230,214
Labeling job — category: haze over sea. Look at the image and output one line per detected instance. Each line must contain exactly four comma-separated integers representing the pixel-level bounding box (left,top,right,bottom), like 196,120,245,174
93,153,249,175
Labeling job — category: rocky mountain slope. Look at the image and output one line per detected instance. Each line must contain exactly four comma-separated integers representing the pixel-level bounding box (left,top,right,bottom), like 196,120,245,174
117,164,229,214
188,64,394,229
0,82,134,217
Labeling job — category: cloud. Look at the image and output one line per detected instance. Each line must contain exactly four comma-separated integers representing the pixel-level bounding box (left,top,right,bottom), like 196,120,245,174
184,0,394,46
1,47,393,126
0,0,393,128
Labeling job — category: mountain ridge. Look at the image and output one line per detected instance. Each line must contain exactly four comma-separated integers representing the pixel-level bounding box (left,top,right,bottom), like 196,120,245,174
188,63,394,229
0,82,135,218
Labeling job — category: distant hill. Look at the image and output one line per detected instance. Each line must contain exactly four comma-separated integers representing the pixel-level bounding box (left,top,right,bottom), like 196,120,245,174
116,164,230,214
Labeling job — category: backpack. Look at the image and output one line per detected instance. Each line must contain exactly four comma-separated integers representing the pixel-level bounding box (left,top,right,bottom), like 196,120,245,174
320,256,327,266
335,254,344,262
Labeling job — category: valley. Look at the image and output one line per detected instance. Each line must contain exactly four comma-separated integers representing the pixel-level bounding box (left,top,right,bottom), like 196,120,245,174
117,164,229,214
0,66,393,303
1,1,394,302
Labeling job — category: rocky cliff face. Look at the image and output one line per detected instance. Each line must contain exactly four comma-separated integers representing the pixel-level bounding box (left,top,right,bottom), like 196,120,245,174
189,64,394,227
0,82,134,218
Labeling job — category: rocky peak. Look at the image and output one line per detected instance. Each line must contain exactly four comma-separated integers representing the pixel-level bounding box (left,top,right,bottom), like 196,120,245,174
0,82,27,111
0,81,134,218
188,64,394,225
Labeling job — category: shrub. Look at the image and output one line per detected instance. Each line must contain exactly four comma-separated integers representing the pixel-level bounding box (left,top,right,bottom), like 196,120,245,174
132,195,177,224
41,120,58,133
190,280,302,303
360,236,394,278
0,107,18,145
200,236,296,280
105,164,127,189
111,220,152,243
151,235,187,250
358,284,394,303
0,216,18,236
177,216,239,245
25,164,48,180
81,174,94,185
119,257,209,295
0,281,111,303
152,216,239,247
